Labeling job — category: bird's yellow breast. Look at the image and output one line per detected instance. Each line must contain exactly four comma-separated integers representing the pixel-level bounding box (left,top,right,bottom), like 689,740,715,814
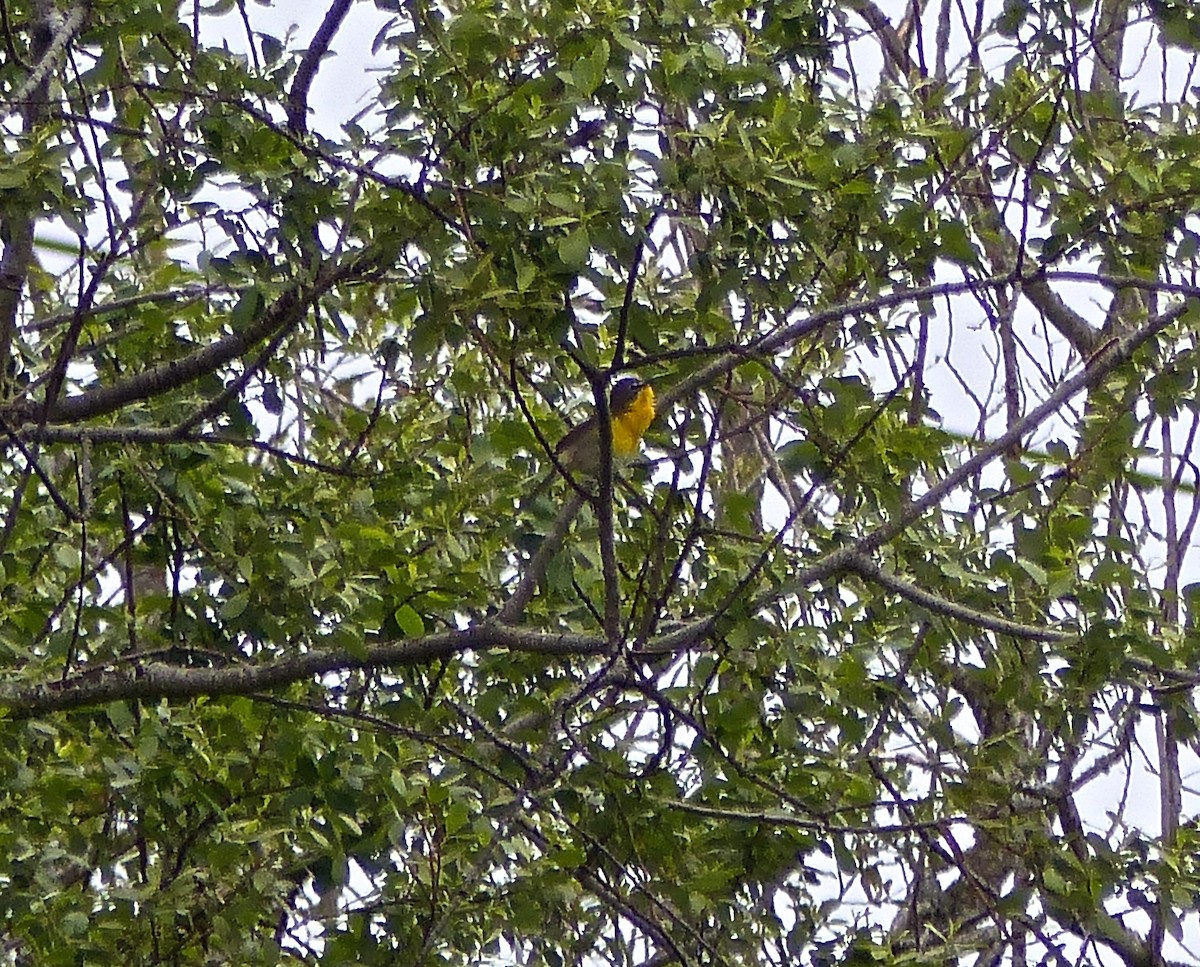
611,385,656,457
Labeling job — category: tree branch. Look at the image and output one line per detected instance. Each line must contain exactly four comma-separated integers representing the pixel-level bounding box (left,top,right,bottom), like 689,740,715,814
0,3,89,386
842,0,1099,356
0,623,606,719
24,283,222,333
843,551,1071,643
498,492,586,625
0,3,87,116
646,294,1191,656
0,256,366,425
286,0,354,136
15,422,355,473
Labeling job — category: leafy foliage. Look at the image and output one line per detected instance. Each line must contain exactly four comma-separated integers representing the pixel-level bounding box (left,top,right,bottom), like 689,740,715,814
0,0,1199,964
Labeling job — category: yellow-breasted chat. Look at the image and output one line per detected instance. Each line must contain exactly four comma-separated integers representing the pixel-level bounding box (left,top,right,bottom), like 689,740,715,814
528,377,656,499
554,377,655,473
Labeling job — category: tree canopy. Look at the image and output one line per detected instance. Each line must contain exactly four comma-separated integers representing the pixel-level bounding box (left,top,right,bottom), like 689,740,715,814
2,0,1200,963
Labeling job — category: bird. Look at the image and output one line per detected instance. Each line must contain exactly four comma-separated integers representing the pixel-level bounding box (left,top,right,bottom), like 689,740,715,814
553,377,655,474
527,377,656,501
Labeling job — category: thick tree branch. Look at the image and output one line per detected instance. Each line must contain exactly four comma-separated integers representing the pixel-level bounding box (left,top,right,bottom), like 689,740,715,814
0,255,367,425
0,2,89,385
3,493,1087,719
656,270,1188,419
286,0,353,136
1090,0,1127,96
842,0,1098,356
0,3,87,115
498,492,587,625
646,295,1191,656
798,298,1185,583
0,624,606,719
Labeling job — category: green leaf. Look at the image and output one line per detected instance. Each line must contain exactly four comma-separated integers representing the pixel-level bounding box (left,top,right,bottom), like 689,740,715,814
393,604,425,637
230,286,262,329
221,590,249,620
557,228,591,268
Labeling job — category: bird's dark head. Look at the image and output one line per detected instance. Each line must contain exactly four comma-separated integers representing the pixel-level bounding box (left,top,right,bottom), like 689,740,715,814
610,377,647,416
